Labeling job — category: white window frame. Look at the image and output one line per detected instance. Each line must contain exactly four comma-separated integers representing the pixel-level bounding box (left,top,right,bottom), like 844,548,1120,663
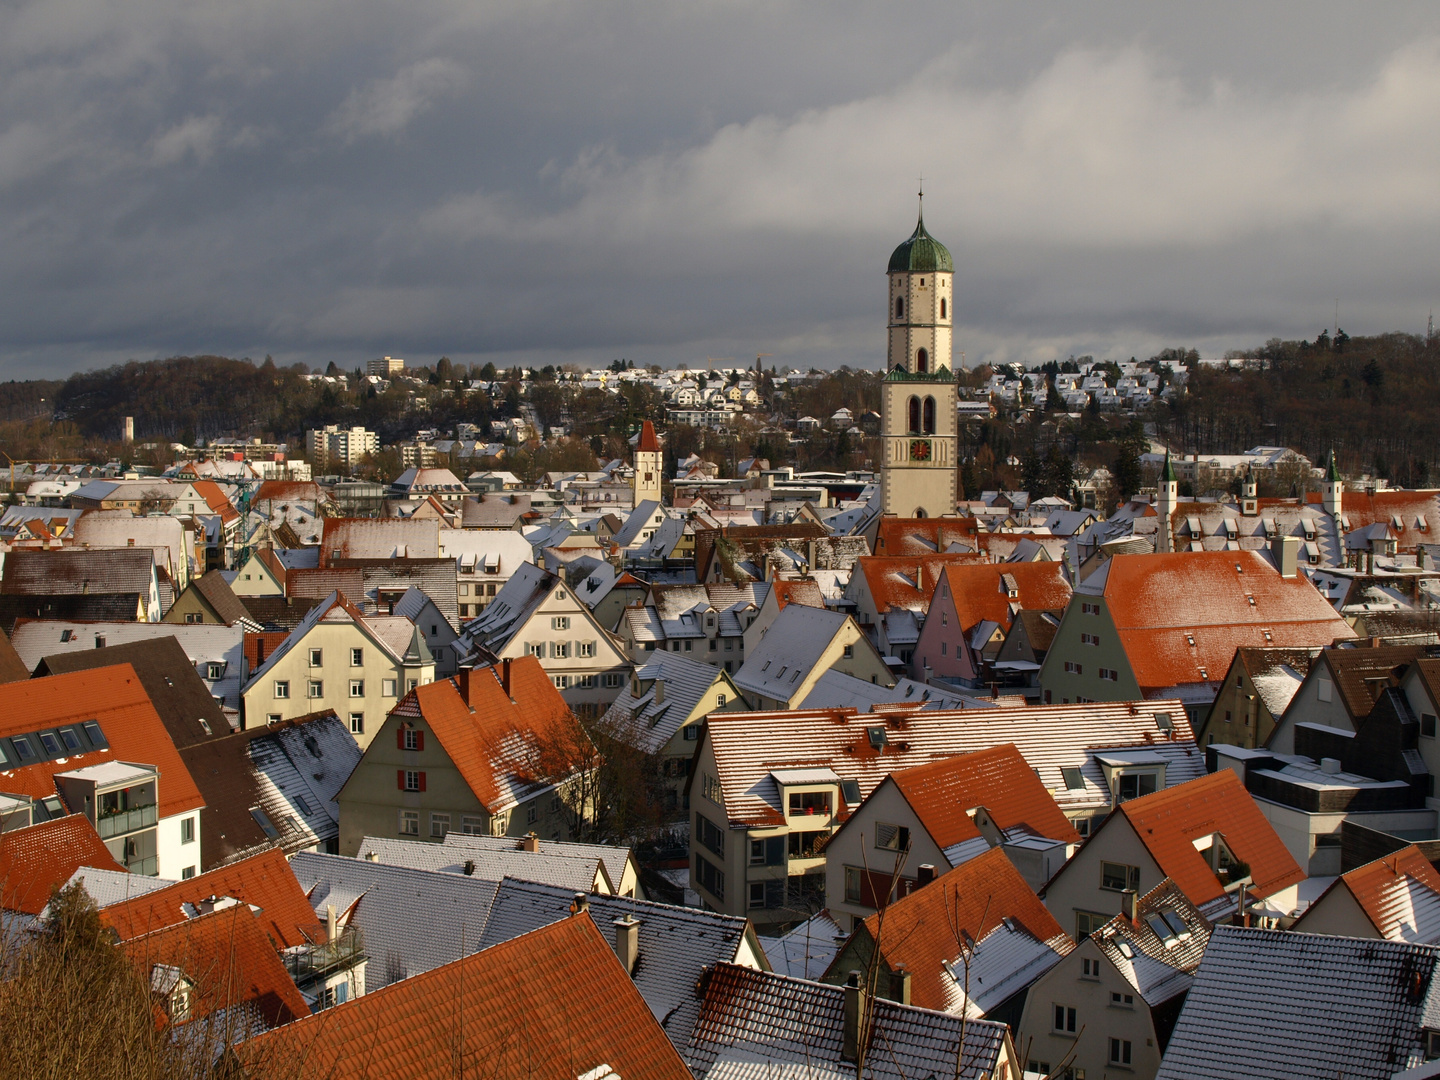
273,680,290,700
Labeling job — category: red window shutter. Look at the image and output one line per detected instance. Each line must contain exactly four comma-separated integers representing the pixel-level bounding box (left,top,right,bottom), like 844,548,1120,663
418,772,427,792
396,769,405,790
415,731,424,751
397,728,405,750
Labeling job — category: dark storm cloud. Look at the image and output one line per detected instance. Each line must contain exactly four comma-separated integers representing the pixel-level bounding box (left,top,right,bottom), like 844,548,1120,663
0,1,1438,377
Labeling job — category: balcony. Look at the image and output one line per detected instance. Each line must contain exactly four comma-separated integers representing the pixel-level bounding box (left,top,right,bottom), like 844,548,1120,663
285,926,366,987
96,802,158,839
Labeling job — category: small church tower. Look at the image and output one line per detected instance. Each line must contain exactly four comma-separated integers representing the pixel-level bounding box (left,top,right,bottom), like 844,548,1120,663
880,194,958,518
1322,450,1344,517
633,421,663,506
1156,449,1178,553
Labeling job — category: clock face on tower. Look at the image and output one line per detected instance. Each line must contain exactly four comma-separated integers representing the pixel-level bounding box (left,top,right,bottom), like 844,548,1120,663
909,439,932,462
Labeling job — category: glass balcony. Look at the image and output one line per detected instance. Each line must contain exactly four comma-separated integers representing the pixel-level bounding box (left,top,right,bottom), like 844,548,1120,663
96,803,158,839
285,926,367,986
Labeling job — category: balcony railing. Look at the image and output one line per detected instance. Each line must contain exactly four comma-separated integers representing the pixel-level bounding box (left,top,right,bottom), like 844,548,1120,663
97,803,158,839
123,855,159,876
285,926,366,986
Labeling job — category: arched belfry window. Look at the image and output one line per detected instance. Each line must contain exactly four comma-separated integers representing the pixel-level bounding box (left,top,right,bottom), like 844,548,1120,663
908,396,921,434
923,396,936,434
940,297,947,319
895,296,905,319
916,348,928,373
914,508,928,518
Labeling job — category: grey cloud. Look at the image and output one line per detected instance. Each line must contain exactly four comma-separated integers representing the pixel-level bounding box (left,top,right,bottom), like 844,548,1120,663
0,1,1439,378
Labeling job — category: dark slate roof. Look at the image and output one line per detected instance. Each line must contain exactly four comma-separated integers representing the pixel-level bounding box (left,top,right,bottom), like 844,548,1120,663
35,636,229,749
685,964,1008,1080
189,568,253,625
1155,925,1440,1080
178,711,361,871
239,594,322,630
0,548,155,596
289,851,499,990
0,593,143,634
477,878,756,1053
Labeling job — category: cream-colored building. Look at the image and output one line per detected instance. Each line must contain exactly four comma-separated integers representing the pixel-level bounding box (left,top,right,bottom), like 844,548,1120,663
732,604,892,711
306,425,379,469
454,562,631,718
880,200,958,519
632,421,663,505
242,590,435,748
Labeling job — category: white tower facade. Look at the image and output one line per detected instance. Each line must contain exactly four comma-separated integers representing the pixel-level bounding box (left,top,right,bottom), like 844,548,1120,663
880,199,958,519
633,421,663,505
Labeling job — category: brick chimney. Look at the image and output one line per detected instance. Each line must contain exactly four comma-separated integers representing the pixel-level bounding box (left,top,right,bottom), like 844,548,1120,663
917,864,937,887
613,915,640,976
521,832,539,853
500,659,513,699
888,966,912,1005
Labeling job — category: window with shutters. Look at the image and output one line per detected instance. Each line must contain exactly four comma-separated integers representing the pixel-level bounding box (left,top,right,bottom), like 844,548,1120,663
402,728,422,751
875,822,910,851
401,770,423,792
578,640,596,657
552,616,570,631
552,642,570,659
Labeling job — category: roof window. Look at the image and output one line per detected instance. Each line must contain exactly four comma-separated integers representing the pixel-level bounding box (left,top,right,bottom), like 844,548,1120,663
867,726,889,750
1061,766,1085,791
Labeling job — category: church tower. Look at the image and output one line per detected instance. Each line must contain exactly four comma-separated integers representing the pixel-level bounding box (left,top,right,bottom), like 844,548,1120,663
880,196,958,518
632,421,663,506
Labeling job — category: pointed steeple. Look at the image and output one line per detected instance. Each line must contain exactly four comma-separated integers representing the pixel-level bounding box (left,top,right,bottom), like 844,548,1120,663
1161,448,1177,483
1325,449,1341,482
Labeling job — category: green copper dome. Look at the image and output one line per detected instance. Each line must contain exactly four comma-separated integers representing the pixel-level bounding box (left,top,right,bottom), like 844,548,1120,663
888,207,954,274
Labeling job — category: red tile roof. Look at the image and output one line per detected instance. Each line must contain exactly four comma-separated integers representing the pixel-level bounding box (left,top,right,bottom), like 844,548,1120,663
1117,769,1305,905
243,630,290,671
771,578,825,611
188,480,240,524
253,480,326,504
100,848,317,948
236,914,693,1080
938,561,1073,635
858,847,1070,1012
0,814,124,915
855,555,973,614
1096,551,1355,691
636,420,661,453
874,517,983,556
0,665,204,818
890,744,1081,849
1329,845,1440,938
407,657,579,813
1341,489,1440,553
122,904,309,1030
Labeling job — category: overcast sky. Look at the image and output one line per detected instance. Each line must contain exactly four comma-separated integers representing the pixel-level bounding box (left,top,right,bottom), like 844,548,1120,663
2,1,1439,378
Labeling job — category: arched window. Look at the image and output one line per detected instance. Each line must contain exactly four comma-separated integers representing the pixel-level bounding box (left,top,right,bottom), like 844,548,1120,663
908,396,921,434
940,297,947,319
916,348,928,373
914,508,928,519
923,396,936,434
895,296,905,319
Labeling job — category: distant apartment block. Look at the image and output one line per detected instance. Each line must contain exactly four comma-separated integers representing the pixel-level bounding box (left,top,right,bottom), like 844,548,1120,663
306,425,379,469
366,356,406,377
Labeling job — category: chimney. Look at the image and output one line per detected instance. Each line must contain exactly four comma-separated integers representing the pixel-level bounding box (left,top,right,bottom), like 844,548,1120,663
1320,757,1342,774
1271,534,1300,579
1121,888,1138,923
194,895,239,916
888,966,912,1005
463,859,476,876
572,891,590,914
613,915,640,976
365,850,379,862
653,677,665,705
521,832,539,853
499,659,513,699
917,864,936,887
326,904,338,944
841,971,865,1063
